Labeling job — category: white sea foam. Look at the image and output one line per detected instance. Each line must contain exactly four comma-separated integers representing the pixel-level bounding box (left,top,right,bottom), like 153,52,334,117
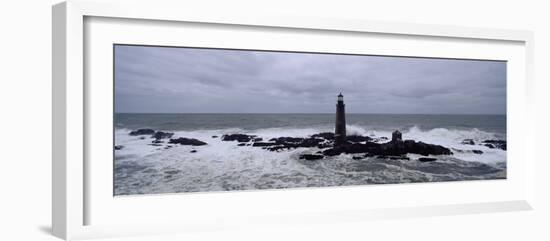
114,125,506,195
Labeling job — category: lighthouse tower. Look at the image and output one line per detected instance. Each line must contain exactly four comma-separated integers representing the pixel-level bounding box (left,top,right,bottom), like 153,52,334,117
335,93,346,145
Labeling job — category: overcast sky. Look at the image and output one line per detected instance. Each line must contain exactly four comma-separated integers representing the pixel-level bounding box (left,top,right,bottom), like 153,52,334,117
114,45,506,114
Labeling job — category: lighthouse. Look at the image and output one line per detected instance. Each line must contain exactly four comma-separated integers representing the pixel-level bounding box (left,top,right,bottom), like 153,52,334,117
335,92,346,145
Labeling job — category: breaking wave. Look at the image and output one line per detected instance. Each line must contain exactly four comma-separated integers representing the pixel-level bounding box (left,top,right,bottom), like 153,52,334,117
114,125,506,195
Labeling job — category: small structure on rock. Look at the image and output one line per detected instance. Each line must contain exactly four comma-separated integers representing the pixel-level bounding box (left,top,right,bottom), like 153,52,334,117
392,130,402,142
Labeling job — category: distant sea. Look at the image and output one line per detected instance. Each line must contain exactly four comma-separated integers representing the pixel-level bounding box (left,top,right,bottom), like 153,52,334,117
114,113,507,195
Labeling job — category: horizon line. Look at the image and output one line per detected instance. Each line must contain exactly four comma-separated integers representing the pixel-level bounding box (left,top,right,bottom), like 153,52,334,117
114,112,506,115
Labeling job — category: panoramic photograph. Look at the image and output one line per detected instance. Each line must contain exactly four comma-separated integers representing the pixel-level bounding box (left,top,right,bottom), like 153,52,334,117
113,44,507,196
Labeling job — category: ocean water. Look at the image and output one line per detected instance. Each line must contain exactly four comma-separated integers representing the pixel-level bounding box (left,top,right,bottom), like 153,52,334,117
114,113,507,195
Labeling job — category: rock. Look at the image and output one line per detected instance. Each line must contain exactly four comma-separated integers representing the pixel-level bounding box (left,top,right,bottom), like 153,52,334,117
149,143,162,146
261,137,324,151
346,135,372,143
269,137,304,143
114,145,124,150
221,134,257,142
139,136,146,140
168,137,207,146
403,140,452,156
352,156,365,160
190,150,197,153
472,150,483,154
151,139,163,144
299,138,324,147
388,155,409,160
252,142,277,147
322,139,452,157
481,140,507,150
252,137,263,142
418,157,437,162
372,136,389,143
152,131,174,140
461,139,475,145
129,129,155,136
317,142,333,149
299,154,324,160
484,144,495,149
237,143,246,146
212,135,218,138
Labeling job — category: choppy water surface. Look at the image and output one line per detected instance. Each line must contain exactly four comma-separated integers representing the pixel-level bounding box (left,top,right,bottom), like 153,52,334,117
114,113,506,195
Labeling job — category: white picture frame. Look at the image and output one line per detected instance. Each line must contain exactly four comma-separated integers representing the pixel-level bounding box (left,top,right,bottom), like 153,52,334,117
52,0,535,240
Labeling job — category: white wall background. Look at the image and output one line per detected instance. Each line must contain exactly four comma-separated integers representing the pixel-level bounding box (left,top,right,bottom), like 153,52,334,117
0,0,548,240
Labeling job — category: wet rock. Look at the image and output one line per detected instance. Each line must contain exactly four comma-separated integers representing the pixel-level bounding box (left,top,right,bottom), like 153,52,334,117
484,143,495,149
299,154,324,160
261,137,324,151
129,129,155,136
114,145,124,150
270,137,304,143
346,135,372,143
222,134,257,142
152,131,174,140
317,142,333,149
388,155,409,160
461,139,475,145
418,157,437,162
472,150,483,154
168,137,207,146
322,139,452,157
372,136,389,143
252,142,277,147
481,140,506,150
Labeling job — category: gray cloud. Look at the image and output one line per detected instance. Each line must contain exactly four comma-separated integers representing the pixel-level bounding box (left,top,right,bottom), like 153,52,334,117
114,45,506,114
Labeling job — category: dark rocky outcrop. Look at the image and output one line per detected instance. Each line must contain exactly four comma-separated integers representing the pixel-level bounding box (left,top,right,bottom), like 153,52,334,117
418,157,437,162
481,140,507,150
461,139,475,145
299,154,324,160
263,136,326,151
222,134,257,142
346,135,372,143
168,137,207,146
129,129,156,136
152,131,174,140
252,142,277,147
322,139,452,157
